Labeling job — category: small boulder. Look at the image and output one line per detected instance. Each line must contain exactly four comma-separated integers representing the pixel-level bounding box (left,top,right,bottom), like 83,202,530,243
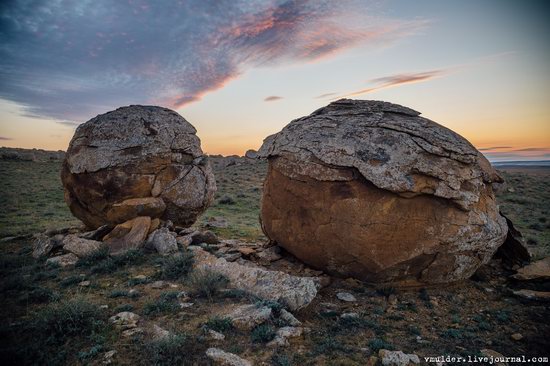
279,309,301,326
145,228,178,255
208,329,226,340
79,225,113,241
268,326,306,348
512,257,550,281
103,216,151,255
190,230,219,245
62,234,103,257
32,233,56,258
46,253,79,267
206,348,252,366
378,349,420,366
255,246,282,263
176,235,193,248
109,311,140,330
337,292,357,302
512,289,550,301
192,247,320,311
106,197,166,224
226,304,272,330
480,349,507,366
245,149,258,159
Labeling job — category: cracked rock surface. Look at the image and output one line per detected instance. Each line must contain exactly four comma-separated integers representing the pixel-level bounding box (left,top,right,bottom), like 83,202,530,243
61,105,216,228
258,99,507,285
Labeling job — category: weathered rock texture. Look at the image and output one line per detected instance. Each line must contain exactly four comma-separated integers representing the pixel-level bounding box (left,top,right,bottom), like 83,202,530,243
61,105,216,228
191,247,320,310
258,99,508,285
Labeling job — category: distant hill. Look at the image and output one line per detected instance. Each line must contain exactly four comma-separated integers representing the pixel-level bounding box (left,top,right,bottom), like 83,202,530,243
492,160,550,167
0,147,65,162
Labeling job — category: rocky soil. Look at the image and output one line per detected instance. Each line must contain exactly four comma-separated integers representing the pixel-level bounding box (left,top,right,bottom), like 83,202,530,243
0,150,549,365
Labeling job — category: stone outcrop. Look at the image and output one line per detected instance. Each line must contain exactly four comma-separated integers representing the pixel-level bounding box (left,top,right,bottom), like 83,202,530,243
62,234,103,257
512,257,550,281
206,348,252,366
258,99,508,285
191,247,320,310
61,105,216,229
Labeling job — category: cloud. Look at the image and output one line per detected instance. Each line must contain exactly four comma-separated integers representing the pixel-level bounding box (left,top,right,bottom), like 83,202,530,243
264,96,283,102
0,136,13,140
477,146,513,151
315,92,338,99
337,69,446,98
513,147,550,152
0,0,426,123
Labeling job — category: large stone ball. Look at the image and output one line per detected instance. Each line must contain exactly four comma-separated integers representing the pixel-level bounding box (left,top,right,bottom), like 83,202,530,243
258,99,507,286
61,105,216,229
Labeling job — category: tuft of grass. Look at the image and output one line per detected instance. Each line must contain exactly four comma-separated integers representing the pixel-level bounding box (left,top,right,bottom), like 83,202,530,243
158,251,194,280
205,316,233,332
251,324,276,343
59,275,83,288
114,304,134,313
143,292,180,316
218,195,236,205
376,286,396,297
141,334,188,366
442,328,463,339
3,298,108,365
368,338,394,352
271,352,292,366
108,289,129,298
311,333,350,356
188,269,229,300
256,299,283,313
76,247,110,267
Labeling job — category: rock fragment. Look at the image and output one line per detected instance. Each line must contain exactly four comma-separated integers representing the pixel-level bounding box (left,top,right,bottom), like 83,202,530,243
206,348,252,366
62,234,103,257
192,248,319,311
46,253,79,267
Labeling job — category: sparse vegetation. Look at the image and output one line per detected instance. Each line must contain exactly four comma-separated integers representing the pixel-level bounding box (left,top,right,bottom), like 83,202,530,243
188,269,229,299
205,316,234,332
157,251,194,280
1,155,549,365
251,324,276,343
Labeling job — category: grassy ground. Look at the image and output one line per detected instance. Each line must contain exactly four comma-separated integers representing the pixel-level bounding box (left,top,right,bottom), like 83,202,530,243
497,167,550,259
0,158,549,365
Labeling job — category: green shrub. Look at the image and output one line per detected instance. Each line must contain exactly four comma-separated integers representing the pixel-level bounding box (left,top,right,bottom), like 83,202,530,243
158,251,194,280
142,334,187,366
4,299,108,365
442,328,463,339
143,292,180,316
76,247,110,267
109,289,129,298
59,275,82,288
376,286,396,297
368,338,394,352
114,304,134,312
205,316,233,332
18,286,59,304
271,352,292,366
188,269,229,300
251,324,276,343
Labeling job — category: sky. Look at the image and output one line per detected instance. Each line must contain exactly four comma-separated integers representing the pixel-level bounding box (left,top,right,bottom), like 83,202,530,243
0,0,549,161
